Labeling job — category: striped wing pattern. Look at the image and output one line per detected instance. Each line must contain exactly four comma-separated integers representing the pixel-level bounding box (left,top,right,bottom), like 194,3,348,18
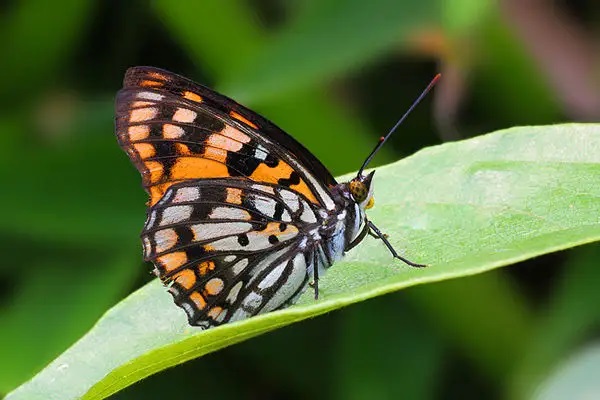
115,67,341,327
142,179,323,327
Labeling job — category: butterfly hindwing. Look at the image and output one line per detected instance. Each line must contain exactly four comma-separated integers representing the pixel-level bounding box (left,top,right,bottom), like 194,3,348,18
141,179,322,327
115,66,336,209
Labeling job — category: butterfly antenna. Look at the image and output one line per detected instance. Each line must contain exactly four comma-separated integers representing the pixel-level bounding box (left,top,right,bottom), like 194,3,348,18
357,73,441,176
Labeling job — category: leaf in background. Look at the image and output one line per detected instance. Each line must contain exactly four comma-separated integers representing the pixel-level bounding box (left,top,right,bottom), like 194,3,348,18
441,0,493,36
509,243,600,399
332,294,444,400
153,0,397,175
221,0,440,103
0,99,146,246
6,124,600,399
475,13,560,126
533,343,600,400
152,0,265,80
407,270,533,383
0,0,95,100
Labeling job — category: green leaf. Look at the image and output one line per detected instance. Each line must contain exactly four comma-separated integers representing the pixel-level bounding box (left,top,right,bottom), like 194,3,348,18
221,0,439,103
7,124,600,400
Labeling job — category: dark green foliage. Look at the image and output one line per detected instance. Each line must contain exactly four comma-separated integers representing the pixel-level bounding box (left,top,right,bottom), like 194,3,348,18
1,1,599,399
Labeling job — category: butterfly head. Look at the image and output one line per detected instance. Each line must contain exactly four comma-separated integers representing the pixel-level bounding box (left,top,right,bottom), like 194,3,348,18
349,171,375,210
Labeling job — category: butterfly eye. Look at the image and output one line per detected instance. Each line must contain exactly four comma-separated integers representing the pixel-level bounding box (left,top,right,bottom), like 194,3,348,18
366,197,375,209
349,180,368,203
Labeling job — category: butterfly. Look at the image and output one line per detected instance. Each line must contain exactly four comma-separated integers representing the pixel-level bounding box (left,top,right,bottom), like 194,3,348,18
115,67,436,328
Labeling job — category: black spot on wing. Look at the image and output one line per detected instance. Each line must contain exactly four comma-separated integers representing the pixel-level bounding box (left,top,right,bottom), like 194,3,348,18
193,111,227,132
175,226,195,247
149,141,177,176
238,233,250,246
277,171,300,187
185,245,210,262
225,141,280,177
263,153,279,167
226,147,260,177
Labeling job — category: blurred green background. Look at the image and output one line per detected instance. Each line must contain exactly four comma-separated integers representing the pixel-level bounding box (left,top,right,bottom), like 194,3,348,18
1,0,599,399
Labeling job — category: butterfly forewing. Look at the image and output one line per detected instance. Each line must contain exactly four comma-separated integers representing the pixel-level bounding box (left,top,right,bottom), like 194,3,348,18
115,67,336,209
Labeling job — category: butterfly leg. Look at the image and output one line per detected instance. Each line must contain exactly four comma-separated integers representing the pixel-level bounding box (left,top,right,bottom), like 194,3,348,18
345,222,370,251
311,249,320,300
367,221,427,268
368,229,386,239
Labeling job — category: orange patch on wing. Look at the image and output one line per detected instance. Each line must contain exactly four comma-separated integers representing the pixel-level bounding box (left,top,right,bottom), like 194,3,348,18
289,181,318,204
140,80,163,87
249,161,293,183
249,162,318,204
198,260,216,275
149,184,168,206
174,143,193,156
220,125,251,143
131,101,154,108
147,71,168,80
173,269,197,290
230,111,258,129
205,278,224,296
163,124,185,139
203,146,228,163
204,244,215,252
157,251,188,272
207,306,224,319
130,107,158,122
263,222,298,235
225,187,243,205
144,160,164,183
170,157,228,181
189,291,207,310
183,91,203,102
134,143,155,159
128,125,150,141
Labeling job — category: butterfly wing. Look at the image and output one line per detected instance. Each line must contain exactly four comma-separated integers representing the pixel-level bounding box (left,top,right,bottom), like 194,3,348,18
143,179,323,327
115,67,344,326
115,66,337,210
